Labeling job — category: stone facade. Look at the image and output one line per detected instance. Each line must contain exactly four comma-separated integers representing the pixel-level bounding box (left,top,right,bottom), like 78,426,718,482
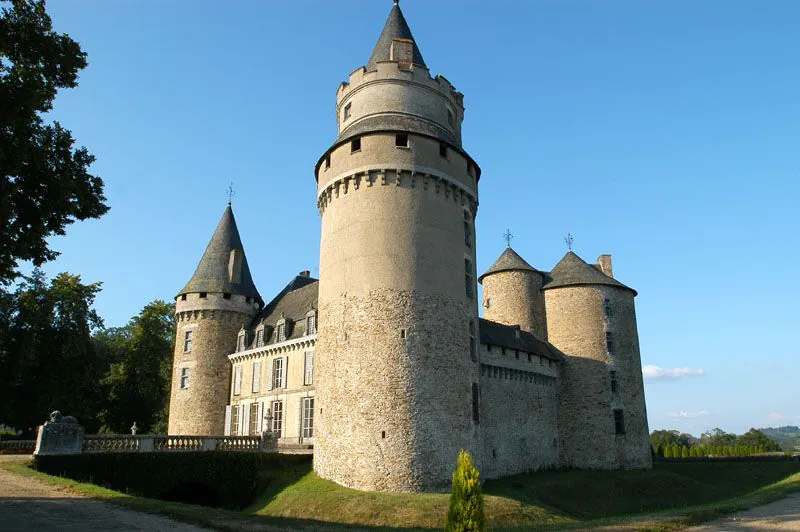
165,2,653,493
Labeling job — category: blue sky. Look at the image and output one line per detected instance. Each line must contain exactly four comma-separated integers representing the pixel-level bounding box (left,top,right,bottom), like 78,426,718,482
37,0,799,436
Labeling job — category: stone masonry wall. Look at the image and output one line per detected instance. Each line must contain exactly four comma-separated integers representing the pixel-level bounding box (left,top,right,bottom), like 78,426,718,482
479,343,559,478
482,270,547,339
545,285,651,469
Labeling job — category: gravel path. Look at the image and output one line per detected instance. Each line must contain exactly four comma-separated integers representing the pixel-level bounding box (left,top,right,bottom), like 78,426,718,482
0,457,213,532
689,492,800,531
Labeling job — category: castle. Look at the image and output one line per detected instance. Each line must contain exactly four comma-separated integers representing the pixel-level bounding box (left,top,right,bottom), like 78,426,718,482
167,2,652,492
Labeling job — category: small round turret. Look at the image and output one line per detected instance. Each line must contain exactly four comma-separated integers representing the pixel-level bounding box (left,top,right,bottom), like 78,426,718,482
167,205,262,436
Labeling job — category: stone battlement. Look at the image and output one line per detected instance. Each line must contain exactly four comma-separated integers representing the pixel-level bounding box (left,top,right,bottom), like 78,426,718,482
338,62,463,108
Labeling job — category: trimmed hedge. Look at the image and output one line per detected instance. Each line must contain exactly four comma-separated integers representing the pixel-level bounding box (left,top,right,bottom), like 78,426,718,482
33,451,311,509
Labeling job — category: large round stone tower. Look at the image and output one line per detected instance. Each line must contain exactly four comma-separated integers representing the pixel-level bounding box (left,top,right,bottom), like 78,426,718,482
543,252,651,469
313,2,482,492
479,247,548,339
168,204,262,435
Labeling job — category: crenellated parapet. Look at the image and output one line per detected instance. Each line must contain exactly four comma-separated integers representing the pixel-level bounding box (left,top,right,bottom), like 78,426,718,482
316,166,478,216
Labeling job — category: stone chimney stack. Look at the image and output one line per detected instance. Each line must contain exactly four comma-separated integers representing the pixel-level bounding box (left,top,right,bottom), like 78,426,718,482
598,254,613,278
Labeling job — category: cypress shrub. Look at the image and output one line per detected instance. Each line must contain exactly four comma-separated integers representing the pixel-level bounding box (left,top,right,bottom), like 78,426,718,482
689,446,698,458
445,449,486,532
681,445,689,458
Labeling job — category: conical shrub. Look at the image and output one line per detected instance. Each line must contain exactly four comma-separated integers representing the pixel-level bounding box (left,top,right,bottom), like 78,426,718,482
445,449,486,532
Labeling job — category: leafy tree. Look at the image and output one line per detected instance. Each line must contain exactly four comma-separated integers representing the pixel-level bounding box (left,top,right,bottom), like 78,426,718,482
689,446,698,457
700,428,737,448
649,429,695,450
95,300,175,434
0,0,108,284
445,449,487,532
737,428,781,452
0,269,104,435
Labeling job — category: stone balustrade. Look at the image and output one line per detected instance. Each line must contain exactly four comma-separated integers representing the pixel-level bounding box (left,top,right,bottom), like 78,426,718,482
80,434,263,453
0,440,36,454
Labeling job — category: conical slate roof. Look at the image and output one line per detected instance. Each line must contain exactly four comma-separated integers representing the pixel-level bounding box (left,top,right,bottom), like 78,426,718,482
543,251,635,295
178,205,262,305
478,247,541,283
366,1,427,71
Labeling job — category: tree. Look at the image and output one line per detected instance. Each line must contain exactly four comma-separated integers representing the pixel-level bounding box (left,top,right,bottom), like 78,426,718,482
737,428,781,452
0,269,104,435
95,300,175,434
0,0,108,284
681,445,689,458
700,428,737,448
650,429,695,450
445,450,487,532
689,446,698,457
670,442,680,458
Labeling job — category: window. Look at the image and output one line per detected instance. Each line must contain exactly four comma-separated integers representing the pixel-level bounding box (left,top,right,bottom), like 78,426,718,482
447,108,454,127
465,259,473,299
604,298,612,318
469,320,476,362
183,331,193,353
180,294,187,301
272,401,283,438
272,357,285,389
199,292,207,299
276,323,286,342
179,367,190,389
302,397,314,439
610,370,618,394
325,155,331,169
307,314,316,335
350,137,361,153
464,211,471,248
614,409,625,434
233,365,242,396
343,102,351,121
606,331,615,354
395,133,408,148
467,163,475,177
223,292,231,300
400,328,406,339
237,332,246,352
439,142,447,158
249,403,259,436
231,405,240,435
256,329,264,347
472,383,480,423
252,360,261,393
304,351,314,385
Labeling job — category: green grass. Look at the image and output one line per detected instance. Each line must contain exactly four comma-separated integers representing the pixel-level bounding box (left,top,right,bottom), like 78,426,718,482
4,456,800,531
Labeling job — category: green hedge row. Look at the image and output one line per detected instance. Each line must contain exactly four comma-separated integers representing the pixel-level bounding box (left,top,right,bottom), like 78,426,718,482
33,451,311,509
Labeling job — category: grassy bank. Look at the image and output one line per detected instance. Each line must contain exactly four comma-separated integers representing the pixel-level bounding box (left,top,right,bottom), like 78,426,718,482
4,456,799,530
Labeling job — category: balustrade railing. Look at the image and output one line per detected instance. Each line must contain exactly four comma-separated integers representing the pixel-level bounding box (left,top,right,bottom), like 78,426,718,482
84,435,140,453
77,434,265,453
0,439,36,454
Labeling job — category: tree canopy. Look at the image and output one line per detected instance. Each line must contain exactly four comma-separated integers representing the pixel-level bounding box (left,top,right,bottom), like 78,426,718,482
0,0,108,284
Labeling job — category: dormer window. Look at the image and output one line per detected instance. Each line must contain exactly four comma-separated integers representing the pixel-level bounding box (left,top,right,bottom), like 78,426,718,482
237,330,247,352
306,313,317,335
255,328,264,348
276,323,286,343
343,102,352,121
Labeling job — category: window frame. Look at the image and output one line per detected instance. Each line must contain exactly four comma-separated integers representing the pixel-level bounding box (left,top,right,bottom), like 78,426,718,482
614,409,625,435
395,133,409,148
343,102,352,121
301,397,315,440
252,360,261,393
183,330,193,353
179,367,190,389
465,258,474,299
233,365,242,396
231,404,240,435
304,351,314,386
249,402,259,436
350,137,361,153
272,357,285,389
271,400,283,438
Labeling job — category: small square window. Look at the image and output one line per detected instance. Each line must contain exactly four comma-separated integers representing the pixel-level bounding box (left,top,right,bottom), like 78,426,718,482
223,293,231,300
199,292,207,299
395,133,408,148
180,294,187,301
610,370,618,394
325,155,331,169
351,137,361,153
614,409,625,434
343,102,352,121
439,143,447,158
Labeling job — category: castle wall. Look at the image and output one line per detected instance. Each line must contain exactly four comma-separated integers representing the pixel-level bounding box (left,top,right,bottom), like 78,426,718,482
482,270,547,339
545,285,651,469
478,343,559,478
168,293,255,435
314,131,480,492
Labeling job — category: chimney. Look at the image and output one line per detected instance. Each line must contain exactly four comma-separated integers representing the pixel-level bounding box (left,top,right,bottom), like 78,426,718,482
597,255,613,278
299,270,311,278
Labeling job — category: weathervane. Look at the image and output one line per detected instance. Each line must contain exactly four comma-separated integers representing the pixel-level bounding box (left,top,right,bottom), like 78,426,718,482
226,182,235,205
564,233,574,251
503,229,513,248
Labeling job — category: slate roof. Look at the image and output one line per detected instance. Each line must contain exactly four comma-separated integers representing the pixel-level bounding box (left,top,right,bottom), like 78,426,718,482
542,251,636,295
478,247,541,283
178,205,262,305
366,2,427,71
250,275,318,346
479,318,565,362
338,114,457,145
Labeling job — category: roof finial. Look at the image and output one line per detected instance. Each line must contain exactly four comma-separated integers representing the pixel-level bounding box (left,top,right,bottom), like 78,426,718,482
226,182,235,205
393,0,399,5
503,229,513,248
564,233,574,251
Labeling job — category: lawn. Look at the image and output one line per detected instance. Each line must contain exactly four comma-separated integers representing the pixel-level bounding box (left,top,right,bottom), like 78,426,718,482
3,456,800,531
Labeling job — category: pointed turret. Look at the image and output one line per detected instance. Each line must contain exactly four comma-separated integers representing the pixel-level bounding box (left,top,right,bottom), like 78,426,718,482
544,251,635,295
367,1,427,71
178,204,262,306
479,247,540,283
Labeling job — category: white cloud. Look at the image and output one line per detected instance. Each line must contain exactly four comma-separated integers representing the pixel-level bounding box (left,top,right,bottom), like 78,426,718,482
642,365,705,380
668,410,711,419
767,411,785,422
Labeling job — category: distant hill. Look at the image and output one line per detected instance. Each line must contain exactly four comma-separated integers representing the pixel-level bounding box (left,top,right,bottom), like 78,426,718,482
759,426,800,451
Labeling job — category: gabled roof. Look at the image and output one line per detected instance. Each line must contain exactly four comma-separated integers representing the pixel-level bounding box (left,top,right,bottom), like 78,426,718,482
543,251,636,295
366,1,427,71
478,247,541,283
479,319,565,362
249,274,318,347
178,205,262,305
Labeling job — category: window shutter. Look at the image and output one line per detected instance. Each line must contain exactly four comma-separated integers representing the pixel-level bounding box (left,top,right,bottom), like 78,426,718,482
256,401,263,433
267,359,274,391
282,356,289,388
224,405,232,436
241,403,250,436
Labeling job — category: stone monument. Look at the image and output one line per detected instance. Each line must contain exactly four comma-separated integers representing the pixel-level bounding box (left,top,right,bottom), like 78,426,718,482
33,411,85,455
